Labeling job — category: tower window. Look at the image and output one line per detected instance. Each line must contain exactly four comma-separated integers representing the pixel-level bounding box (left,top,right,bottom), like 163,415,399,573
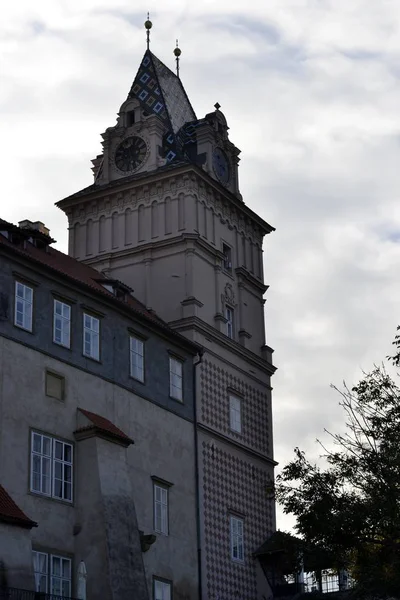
222,244,232,272
230,515,244,562
229,395,242,433
127,110,135,127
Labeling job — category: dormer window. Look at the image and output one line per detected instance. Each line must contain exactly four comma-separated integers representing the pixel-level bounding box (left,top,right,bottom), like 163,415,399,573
223,244,232,273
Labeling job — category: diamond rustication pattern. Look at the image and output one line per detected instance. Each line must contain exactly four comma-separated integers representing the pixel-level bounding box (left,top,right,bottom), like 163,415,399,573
203,442,274,600
200,359,270,456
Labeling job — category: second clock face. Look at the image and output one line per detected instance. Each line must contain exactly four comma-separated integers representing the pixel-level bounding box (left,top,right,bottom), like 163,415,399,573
114,136,148,173
213,148,230,184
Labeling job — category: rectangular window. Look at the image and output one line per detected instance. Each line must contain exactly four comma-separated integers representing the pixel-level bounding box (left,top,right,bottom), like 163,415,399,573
154,483,169,535
14,281,33,331
83,313,100,360
225,306,234,339
53,300,71,348
230,515,244,562
33,551,48,593
45,371,65,402
154,579,172,600
33,551,71,597
169,357,183,401
130,336,144,382
31,432,73,502
229,395,242,433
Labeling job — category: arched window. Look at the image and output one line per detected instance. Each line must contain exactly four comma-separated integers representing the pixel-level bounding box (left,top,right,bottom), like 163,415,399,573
99,215,106,252
112,212,119,249
151,201,158,238
74,222,81,258
164,198,172,234
124,208,132,245
85,219,93,256
138,205,145,241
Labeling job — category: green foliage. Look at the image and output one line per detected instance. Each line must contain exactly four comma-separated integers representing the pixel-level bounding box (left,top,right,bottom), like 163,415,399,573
276,354,400,599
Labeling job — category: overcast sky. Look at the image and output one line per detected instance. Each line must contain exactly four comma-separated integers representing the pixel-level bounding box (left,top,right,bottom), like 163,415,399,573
2,0,400,532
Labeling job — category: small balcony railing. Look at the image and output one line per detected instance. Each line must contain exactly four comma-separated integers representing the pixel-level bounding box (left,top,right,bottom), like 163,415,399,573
0,588,78,600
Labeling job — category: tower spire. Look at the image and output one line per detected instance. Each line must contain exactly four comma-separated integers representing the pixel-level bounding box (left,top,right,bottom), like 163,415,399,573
144,13,152,50
174,39,182,78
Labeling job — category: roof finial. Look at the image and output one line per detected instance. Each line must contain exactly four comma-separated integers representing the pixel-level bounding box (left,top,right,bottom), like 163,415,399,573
174,39,182,78
144,12,152,50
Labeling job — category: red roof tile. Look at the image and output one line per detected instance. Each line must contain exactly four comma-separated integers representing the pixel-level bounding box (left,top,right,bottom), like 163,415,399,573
76,408,134,446
0,220,201,355
0,485,37,528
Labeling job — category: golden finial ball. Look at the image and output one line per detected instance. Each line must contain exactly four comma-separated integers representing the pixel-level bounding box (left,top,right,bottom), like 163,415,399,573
174,47,182,57
144,19,153,30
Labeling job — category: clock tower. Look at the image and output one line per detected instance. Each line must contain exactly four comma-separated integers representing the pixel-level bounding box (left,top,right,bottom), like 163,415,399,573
58,25,276,600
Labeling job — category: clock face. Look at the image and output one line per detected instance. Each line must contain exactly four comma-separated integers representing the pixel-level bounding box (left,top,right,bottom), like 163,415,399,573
213,148,230,184
114,136,148,173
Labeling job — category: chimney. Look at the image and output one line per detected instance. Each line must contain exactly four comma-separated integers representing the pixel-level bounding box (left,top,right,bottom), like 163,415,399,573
18,220,50,237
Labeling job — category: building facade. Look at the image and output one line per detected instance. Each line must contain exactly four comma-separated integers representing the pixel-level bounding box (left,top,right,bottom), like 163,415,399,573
0,218,201,599
57,44,277,600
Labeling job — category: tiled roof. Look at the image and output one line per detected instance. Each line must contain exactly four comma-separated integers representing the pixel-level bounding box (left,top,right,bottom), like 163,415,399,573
0,220,201,354
0,485,37,529
76,408,134,446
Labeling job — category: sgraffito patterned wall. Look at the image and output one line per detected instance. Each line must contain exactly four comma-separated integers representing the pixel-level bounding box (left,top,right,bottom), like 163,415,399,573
202,441,274,600
200,358,271,456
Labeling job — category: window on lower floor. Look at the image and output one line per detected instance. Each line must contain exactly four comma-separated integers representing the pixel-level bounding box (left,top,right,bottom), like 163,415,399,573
45,370,65,402
154,578,172,600
30,432,73,502
32,551,72,597
154,483,169,535
230,515,244,562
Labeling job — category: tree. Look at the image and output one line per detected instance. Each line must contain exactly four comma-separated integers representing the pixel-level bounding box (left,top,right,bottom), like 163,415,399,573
276,334,400,599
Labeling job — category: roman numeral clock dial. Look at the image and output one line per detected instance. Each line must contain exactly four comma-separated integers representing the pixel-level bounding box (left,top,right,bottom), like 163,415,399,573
114,136,148,173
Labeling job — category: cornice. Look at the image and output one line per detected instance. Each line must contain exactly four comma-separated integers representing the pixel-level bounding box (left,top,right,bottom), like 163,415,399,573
57,162,274,238
197,423,278,467
168,315,276,376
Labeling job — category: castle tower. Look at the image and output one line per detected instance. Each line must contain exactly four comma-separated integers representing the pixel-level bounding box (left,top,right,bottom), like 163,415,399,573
57,31,276,600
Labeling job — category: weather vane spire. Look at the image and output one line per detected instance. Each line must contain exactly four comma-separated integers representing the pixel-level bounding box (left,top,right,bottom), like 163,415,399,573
144,12,152,50
174,39,182,78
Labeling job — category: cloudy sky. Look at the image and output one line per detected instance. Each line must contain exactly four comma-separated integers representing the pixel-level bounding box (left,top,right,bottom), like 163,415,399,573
2,0,400,531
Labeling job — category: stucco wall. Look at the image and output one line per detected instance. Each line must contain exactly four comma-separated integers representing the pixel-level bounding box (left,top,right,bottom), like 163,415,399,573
0,336,198,598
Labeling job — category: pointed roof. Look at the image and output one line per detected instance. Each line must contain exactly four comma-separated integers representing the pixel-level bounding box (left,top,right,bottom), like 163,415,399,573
128,50,196,135
0,485,37,529
75,408,134,447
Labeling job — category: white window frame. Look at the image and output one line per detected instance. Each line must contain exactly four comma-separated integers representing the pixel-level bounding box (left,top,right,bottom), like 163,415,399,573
130,335,144,382
225,306,234,339
32,550,48,593
31,432,73,502
33,551,72,597
14,281,33,331
230,515,244,562
83,313,100,360
154,579,172,600
154,483,169,535
53,299,71,348
229,394,242,433
169,356,183,402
